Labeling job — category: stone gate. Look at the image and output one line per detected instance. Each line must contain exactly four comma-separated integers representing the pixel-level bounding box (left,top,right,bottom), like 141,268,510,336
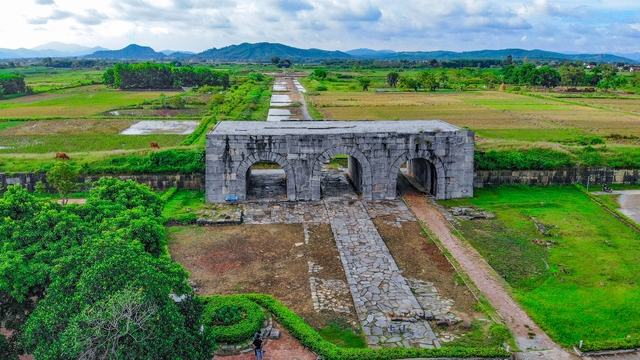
206,120,474,202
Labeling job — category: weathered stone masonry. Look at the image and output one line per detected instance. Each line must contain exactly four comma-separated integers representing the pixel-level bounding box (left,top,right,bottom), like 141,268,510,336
206,120,475,202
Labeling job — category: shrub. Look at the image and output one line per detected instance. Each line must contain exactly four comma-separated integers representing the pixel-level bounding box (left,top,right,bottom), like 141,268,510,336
315,85,328,91
201,295,264,344
245,294,510,359
474,149,574,171
88,149,206,174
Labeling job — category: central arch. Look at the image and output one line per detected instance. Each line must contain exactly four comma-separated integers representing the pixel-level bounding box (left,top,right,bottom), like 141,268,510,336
310,145,373,200
236,152,296,201
387,150,446,199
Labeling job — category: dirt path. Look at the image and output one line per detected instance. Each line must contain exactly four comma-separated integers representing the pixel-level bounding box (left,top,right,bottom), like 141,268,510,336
403,193,578,359
213,324,316,360
283,77,312,120
616,190,640,225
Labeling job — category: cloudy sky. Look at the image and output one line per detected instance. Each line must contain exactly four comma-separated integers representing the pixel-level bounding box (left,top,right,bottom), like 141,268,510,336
2,0,640,53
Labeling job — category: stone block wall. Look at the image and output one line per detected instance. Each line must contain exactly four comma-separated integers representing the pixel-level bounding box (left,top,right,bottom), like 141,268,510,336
474,168,640,187
206,121,475,203
0,173,204,194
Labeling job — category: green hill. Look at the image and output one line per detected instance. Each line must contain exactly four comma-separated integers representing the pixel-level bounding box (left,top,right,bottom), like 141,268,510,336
196,42,353,62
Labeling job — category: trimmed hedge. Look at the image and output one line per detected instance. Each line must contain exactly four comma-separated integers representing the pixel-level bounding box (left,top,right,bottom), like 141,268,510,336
580,336,640,352
201,295,264,343
244,294,510,360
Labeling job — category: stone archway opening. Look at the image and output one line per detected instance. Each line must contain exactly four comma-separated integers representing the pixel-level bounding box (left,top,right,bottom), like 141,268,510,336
245,161,288,201
398,158,438,196
320,154,365,199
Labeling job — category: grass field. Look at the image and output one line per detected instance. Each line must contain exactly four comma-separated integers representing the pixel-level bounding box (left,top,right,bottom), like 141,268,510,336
0,67,103,92
0,85,168,118
441,185,640,346
0,134,187,154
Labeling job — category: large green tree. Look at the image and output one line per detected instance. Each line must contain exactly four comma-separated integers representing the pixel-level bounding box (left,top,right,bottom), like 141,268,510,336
46,161,79,205
386,71,399,87
0,180,214,359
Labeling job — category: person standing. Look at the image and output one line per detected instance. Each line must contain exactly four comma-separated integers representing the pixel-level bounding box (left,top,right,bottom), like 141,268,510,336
252,332,264,360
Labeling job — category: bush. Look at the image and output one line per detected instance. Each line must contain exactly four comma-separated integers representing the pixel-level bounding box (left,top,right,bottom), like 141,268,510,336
245,294,510,359
315,85,328,91
201,295,264,344
88,149,206,174
475,149,574,171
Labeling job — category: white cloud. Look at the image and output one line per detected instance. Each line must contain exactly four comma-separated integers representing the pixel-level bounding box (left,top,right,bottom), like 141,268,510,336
0,0,639,54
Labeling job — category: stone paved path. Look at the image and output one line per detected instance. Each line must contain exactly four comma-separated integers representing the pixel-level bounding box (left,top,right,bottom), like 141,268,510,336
322,173,439,348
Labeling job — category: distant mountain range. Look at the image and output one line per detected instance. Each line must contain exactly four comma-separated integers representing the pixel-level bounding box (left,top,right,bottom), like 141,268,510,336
0,42,108,59
614,52,640,61
345,48,395,57
193,42,352,62
362,48,634,64
1,41,637,64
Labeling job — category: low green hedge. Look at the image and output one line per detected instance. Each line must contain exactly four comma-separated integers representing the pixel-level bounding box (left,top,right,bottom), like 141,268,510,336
244,294,510,360
201,295,264,343
580,336,640,352
87,149,205,174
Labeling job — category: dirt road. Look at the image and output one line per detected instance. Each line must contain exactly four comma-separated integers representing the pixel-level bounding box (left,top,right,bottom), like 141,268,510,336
616,190,640,225
403,192,579,359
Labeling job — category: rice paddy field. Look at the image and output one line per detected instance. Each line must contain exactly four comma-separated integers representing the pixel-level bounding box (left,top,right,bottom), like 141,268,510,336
304,89,640,144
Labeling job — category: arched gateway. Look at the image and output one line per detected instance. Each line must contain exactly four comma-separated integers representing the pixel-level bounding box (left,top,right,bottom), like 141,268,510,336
206,120,474,202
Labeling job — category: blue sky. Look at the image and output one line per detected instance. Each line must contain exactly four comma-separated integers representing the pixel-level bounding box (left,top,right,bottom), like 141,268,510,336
1,0,639,54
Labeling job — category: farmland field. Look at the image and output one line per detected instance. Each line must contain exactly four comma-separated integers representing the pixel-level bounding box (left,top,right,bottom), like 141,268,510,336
305,89,640,142
440,185,640,347
0,67,103,92
0,85,169,118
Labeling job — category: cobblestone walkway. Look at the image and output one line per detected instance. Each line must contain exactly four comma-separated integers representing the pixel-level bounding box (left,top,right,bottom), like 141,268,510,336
322,173,439,348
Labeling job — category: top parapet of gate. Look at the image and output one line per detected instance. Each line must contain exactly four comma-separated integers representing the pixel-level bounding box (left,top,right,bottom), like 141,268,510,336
208,120,467,136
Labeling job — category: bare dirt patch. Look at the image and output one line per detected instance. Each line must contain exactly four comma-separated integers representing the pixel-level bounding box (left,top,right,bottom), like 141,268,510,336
0,118,137,135
168,223,357,329
213,321,316,360
372,216,480,323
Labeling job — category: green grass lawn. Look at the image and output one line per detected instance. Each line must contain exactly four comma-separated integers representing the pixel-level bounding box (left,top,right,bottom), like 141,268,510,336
318,323,367,348
0,121,25,131
441,185,640,347
0,85,168,118
0,134,187,154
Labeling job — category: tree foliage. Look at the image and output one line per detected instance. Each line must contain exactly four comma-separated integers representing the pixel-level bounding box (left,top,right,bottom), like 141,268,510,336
0,180,215,359
102,62,229,90
46,161,79,205
0,74,27,96
386,71,399,87
310,67,327,80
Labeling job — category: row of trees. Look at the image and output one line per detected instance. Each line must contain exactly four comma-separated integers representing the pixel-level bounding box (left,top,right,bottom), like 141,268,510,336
376,63,631,91
0,178,215,359
41,58,101,69
102,62,230,90
0,74,29,96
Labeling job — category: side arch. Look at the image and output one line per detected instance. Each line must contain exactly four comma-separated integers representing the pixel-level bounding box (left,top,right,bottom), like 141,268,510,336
387,150,446,199
236,152,296,201
310,145,373,200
